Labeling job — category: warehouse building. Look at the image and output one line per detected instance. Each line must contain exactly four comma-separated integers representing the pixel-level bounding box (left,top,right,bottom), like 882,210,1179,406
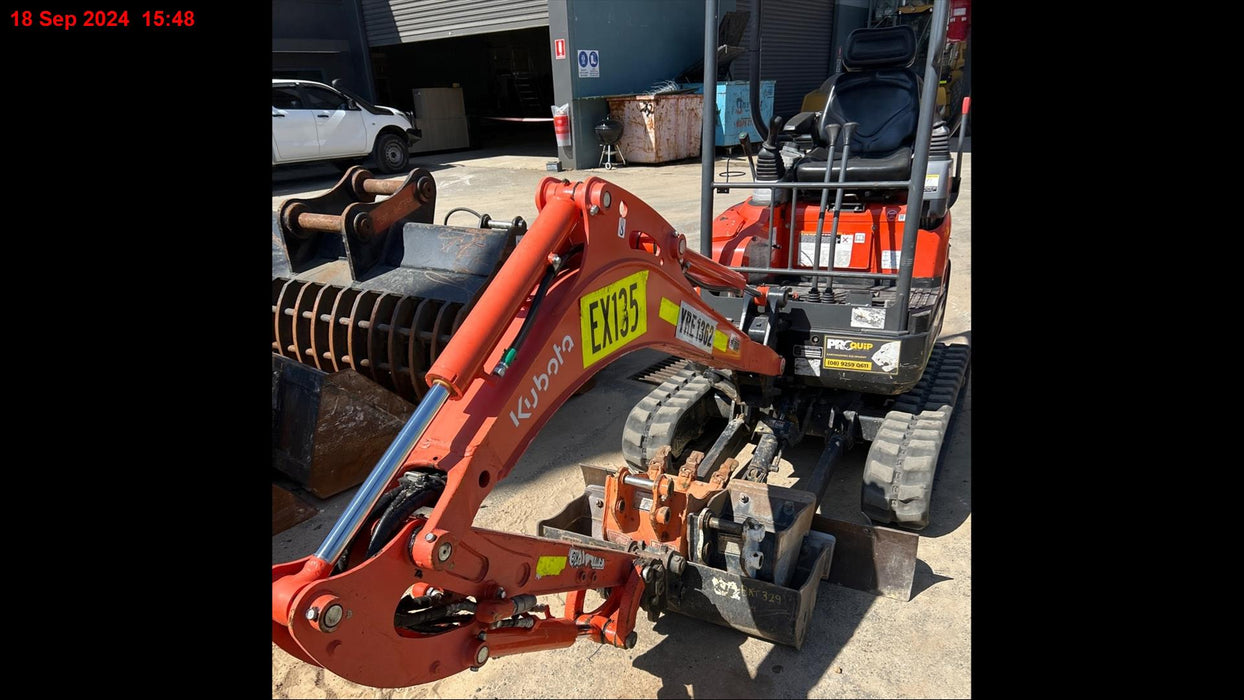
272,1,969,169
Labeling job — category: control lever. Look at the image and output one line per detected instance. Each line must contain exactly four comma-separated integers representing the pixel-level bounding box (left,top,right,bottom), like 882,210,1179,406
738,132,757,180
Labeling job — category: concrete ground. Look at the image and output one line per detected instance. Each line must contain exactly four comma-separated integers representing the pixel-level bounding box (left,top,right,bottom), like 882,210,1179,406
272,140,971,698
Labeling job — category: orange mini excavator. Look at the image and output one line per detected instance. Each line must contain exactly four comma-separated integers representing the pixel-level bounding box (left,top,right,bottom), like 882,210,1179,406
273,0,969,688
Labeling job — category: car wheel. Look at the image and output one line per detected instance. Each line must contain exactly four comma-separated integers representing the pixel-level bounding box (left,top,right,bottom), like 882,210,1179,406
374,133,409,174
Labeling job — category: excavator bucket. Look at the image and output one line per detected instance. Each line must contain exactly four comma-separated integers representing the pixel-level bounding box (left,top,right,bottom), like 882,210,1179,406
271,355,414,498
538,464,919,648
271,167,522,506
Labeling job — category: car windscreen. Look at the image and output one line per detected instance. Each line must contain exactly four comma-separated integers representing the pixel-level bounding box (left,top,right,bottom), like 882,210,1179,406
333,85,391,117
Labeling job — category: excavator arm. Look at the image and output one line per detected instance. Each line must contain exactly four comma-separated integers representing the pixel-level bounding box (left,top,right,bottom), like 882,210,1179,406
272,176,783,687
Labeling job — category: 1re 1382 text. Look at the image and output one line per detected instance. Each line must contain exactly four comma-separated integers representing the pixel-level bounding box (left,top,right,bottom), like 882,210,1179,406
9,10,195,29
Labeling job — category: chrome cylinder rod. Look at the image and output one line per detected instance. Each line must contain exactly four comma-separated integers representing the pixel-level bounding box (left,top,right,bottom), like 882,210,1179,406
314,381,451,564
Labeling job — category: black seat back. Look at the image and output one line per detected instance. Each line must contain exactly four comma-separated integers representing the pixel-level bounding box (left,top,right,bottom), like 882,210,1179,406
818,26,919,158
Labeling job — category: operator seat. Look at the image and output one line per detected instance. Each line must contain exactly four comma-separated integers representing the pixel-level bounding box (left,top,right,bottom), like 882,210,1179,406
793,25,920,184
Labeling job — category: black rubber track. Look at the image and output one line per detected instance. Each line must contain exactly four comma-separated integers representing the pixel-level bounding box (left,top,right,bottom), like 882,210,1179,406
620,367,718,468
860,343,970,530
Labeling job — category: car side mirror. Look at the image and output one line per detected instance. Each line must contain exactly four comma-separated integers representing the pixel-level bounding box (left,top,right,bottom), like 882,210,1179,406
347,98,357,110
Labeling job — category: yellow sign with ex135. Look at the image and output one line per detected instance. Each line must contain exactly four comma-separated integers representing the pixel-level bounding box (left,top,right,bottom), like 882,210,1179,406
580,270,648,367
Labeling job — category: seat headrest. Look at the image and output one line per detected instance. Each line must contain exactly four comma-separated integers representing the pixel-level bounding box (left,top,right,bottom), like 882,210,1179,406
843,25,917,70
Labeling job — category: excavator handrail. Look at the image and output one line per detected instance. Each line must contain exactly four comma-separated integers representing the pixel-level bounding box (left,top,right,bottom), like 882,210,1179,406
698,0,954,333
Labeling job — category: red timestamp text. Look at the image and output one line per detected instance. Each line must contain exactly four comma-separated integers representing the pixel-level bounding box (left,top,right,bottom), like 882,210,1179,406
9,10,195,29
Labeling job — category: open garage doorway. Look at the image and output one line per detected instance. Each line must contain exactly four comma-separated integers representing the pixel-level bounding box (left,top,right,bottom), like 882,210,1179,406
369,26,557,156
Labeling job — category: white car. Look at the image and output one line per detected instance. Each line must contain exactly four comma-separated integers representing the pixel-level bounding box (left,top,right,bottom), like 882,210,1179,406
272,79,420,173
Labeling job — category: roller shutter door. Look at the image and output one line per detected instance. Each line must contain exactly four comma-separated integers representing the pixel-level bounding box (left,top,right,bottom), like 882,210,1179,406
362,0,550,46
732,1,835,119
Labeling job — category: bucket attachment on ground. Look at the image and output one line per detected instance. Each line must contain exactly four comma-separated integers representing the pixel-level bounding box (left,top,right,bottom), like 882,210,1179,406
538,464,919,648
271,167,524,497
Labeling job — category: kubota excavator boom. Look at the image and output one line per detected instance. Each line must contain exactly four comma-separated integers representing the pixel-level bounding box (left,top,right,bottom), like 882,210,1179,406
272,176,783,687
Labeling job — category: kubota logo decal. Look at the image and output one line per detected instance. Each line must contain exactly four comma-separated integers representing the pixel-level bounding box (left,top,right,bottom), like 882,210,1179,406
509,334,575,427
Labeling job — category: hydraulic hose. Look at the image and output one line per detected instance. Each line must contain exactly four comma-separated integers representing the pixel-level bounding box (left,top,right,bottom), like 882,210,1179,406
333,485,402,574
494,244,583,375
394,600,478,631
365,479,445,558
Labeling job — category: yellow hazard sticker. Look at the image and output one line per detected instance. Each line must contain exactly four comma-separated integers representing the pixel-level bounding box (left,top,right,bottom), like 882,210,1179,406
713,328,739,357
580,271,648,367
536,555,567,578
658,298,740,358
658,298,680,325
